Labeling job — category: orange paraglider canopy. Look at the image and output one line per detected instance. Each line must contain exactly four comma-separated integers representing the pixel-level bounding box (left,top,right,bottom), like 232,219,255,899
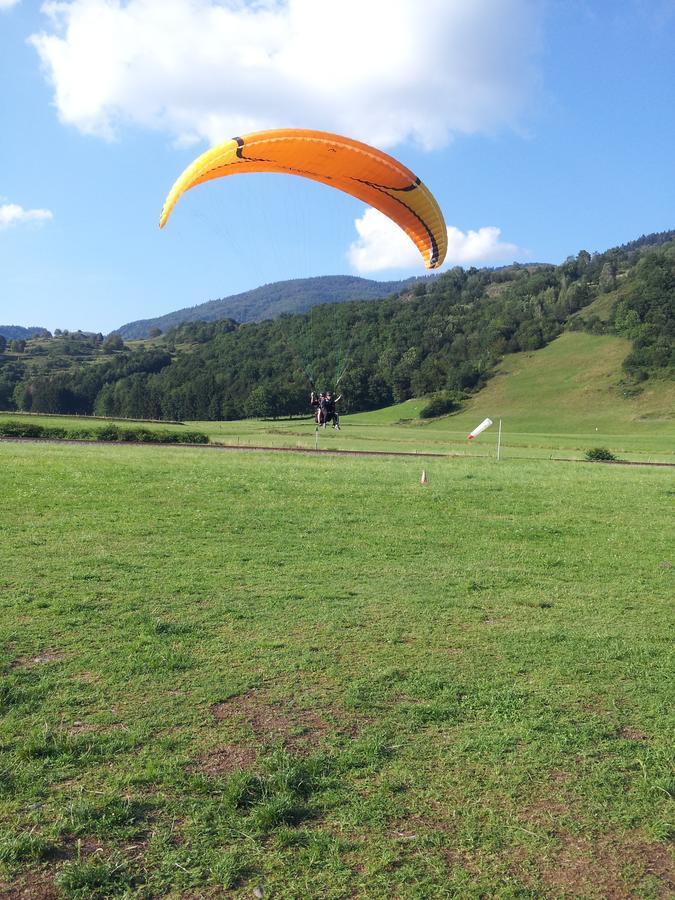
160,128,447,269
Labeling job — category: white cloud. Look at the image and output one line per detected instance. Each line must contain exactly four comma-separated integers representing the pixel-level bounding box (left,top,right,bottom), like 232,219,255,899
0,0,21,10
348,207,521,273
31,0,541,147
0,202,53,229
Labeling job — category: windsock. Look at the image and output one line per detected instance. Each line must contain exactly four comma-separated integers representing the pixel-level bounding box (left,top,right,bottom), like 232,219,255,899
468,418,493,440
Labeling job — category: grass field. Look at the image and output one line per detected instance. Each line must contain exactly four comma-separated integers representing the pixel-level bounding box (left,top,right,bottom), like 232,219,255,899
1,440,673,898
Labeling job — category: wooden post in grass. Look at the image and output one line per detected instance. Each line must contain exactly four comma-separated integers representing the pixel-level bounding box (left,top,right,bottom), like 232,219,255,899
497,419,502,461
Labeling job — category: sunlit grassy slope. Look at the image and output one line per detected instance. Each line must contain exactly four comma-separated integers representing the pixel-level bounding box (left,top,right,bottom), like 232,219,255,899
351,333,673,432
205,333,674,461
2,333,673,461
435,332,674,431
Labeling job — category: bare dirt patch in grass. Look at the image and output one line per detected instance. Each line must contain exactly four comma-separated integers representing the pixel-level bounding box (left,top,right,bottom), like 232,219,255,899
617,725,649,742
538,831,675,899
194,744,259,777
549,769,572,784
0,838,145,900
0,870,60,899
521,797,571,825
67,720,100,736
210,687,361,752
445,846,484,876
163,818,186,848
521,800,580,835
55,835,107,862
212,690,328,750
519,776,580,830
11,651,65,669
390,810,457,844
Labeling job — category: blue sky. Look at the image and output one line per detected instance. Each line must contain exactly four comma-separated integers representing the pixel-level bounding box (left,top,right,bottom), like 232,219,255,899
1,0,673,334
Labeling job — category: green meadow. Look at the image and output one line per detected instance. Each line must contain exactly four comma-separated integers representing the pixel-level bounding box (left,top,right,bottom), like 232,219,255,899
1,439,673,898
180,332,674,461
4,332,671,462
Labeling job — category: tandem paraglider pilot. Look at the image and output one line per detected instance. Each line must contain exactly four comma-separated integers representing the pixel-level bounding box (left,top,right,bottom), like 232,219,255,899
310,390,341,429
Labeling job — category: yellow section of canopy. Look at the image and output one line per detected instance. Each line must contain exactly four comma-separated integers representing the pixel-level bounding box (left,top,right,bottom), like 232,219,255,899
160,128,447,269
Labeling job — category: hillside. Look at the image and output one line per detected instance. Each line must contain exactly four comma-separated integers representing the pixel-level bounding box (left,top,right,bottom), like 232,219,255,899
445,332,674,433
347,332,644,427
328,332,673,460
3,331,672,465
2,230,672,422
116,274,424,339
0,325,50,340
3,333,673,462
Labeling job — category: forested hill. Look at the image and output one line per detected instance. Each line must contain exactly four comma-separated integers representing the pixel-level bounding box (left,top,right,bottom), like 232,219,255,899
116,274,424,339
0,326,50,340
2,230,673,419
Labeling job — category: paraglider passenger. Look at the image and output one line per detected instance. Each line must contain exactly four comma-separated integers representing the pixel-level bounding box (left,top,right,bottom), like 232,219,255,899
311,391,327,425
321,392,342,429
319,391,331,428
